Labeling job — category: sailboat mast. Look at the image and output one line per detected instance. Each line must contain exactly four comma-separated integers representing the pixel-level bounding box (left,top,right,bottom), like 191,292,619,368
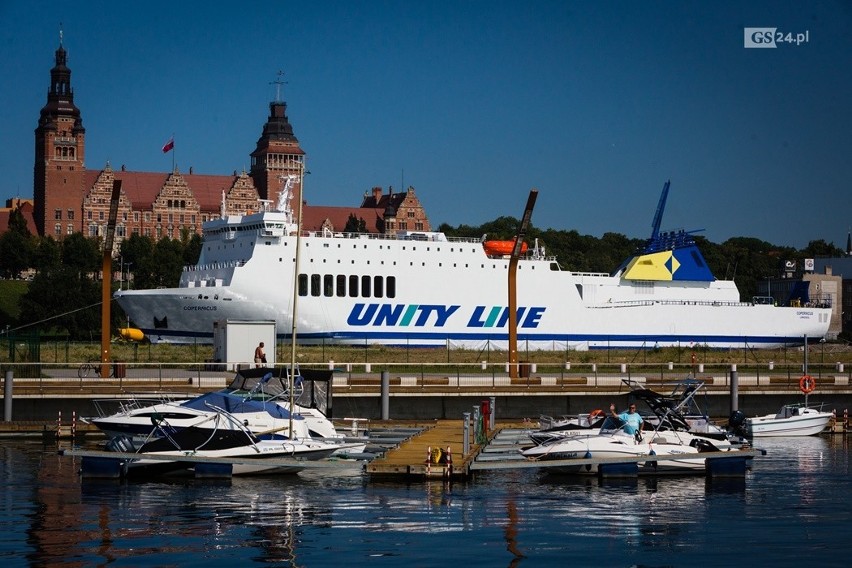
288,164,305,439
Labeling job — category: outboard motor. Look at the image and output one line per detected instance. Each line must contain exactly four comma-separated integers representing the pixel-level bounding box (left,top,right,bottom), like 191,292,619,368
690,437,720,452
727,410,747,437
105,435,136,453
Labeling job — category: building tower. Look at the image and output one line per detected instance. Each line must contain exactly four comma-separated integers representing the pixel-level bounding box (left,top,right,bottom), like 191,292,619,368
249,74,306,209
34,31,86,238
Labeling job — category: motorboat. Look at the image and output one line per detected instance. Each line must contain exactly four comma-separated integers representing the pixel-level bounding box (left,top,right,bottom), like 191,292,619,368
108,408,346,477
736,403,833,438
87,380,311,441
526,378,741,448
521,424,737,475
85,367,367,457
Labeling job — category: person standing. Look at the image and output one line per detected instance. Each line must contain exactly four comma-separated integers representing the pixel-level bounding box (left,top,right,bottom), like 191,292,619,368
254,342,266,367
609,402,643,437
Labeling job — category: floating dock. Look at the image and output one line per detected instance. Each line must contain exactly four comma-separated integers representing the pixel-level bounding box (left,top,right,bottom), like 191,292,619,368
48,419,763,481
365,421,764,480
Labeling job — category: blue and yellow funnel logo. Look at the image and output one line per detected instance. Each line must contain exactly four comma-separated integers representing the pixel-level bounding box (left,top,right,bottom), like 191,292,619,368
623,251,679,281
622,245,714,282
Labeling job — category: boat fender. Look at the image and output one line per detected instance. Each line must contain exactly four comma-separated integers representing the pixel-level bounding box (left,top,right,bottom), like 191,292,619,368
799,375,816,394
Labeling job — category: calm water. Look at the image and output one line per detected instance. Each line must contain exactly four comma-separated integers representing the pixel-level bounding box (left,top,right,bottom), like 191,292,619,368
2,435,851,567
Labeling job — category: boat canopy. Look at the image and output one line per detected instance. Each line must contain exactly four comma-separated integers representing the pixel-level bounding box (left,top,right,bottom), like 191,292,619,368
183,391,300,420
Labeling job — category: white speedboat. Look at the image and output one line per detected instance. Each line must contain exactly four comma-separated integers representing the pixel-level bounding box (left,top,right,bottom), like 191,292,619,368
114,180,831,349
113,411,345,477
86,367,367,456
741,403,833,437
521,426,737,475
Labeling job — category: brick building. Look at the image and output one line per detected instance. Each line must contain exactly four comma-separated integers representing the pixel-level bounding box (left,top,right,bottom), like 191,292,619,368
24,38,430,250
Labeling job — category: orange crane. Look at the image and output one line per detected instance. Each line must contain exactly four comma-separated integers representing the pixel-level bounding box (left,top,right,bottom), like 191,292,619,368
508,189,538,379
99,180,121,377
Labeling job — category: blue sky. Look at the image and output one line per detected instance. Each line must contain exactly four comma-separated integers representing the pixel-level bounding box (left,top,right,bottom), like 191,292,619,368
1,1,851,249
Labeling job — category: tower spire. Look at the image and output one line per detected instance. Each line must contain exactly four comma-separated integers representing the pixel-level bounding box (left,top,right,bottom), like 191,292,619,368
269,70,287,103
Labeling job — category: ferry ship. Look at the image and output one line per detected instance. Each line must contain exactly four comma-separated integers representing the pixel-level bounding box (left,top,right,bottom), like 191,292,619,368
114,180,832,349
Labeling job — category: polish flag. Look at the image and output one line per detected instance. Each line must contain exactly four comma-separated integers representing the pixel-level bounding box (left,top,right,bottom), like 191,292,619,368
161,137,174,153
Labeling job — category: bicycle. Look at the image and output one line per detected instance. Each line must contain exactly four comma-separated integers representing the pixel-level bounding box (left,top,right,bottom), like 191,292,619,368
78,359,115,379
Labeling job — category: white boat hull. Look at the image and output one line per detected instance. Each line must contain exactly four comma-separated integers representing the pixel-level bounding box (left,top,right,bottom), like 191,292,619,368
522,430,734,475
128,438,342,476
745,406,832,437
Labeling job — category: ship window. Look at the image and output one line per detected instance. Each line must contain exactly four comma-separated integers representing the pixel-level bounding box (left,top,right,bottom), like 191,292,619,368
387,276,396,298
374,276,383,298
349,275,358,297
336,275,346,297
324,274,333,297
298,274,308,296
575,284,583,299
311,274,321,296
361,275,371,297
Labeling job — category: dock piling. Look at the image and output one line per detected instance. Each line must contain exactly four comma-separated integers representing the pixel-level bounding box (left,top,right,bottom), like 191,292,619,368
3,370,11,422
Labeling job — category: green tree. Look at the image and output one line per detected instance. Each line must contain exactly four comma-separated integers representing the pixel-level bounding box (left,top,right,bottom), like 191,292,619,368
0,207,35,278
344,214,367,233
183,233,202,265
32,236,61,272
18,264,100,339
150,238,186,287
119,233,155,287
61,233,101,276
802,239,844,258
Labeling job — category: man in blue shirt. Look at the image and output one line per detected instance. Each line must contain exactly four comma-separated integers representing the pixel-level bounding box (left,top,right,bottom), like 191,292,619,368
609,402,644,436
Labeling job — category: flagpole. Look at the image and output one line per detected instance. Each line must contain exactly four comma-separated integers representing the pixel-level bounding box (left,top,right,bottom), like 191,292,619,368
171,133,175,172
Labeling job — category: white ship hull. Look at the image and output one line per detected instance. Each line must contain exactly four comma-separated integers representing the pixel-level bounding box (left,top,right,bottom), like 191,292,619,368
115,183,832,349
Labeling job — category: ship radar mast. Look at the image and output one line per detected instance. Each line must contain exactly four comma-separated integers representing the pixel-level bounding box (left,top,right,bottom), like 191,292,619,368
650,179,671,241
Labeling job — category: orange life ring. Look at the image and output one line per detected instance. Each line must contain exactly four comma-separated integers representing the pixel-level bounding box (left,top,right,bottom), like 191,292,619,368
588,409,604,419
799,375,815,394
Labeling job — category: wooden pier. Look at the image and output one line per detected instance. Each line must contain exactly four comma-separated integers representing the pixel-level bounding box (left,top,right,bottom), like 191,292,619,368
366,420,479,479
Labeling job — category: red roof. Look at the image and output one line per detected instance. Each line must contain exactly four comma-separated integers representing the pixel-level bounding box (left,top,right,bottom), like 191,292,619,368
302,206,385,233
84,169,238,211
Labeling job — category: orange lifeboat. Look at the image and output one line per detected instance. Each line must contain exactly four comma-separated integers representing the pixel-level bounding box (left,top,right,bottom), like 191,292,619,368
483,239,528,256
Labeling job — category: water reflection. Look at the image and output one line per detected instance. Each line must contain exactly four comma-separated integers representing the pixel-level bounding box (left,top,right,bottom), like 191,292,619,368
3,435,851,566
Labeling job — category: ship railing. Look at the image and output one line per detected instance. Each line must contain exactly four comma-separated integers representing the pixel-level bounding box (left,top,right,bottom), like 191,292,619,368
590,299,755,309
182,261,243,273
